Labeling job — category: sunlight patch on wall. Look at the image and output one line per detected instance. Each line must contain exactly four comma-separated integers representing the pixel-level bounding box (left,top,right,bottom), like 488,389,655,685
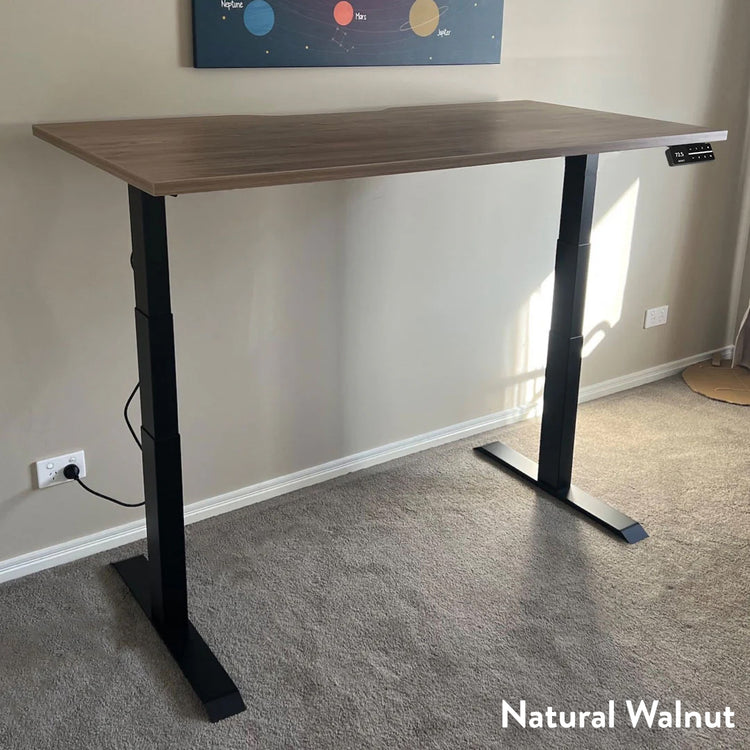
583,179,639,357
522,270,554,412
516,178,640,411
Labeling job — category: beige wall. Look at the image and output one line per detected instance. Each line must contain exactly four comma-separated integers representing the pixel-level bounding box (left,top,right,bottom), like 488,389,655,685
1,1,749,562
741,256,750,332
728,89,750,339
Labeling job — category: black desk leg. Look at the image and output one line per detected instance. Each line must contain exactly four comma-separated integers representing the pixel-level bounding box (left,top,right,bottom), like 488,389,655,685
112,186,246,722
476,155,648,544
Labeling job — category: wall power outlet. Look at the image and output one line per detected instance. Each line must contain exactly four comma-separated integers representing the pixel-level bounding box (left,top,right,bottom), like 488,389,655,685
644,305,669,329
35,450,86,489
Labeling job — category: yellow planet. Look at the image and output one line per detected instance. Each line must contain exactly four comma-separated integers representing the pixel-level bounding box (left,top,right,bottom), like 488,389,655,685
409,0,441,38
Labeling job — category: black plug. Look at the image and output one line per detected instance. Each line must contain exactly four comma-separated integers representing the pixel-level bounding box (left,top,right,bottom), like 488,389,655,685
64,462,144,508
63,463,80,480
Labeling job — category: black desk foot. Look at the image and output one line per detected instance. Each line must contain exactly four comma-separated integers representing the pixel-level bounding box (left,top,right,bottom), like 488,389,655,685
112,555,247,722
475,442,648,544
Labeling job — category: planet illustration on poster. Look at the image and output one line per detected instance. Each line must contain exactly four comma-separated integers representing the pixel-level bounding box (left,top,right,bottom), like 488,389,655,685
333,2,355,27
193,1,504,67
243,0,275,37
404,0,447,37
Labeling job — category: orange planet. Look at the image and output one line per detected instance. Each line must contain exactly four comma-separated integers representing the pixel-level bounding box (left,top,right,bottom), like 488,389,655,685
333,1,355,27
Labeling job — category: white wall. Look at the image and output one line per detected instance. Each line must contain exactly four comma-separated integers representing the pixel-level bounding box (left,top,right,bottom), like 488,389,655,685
1,1,749,562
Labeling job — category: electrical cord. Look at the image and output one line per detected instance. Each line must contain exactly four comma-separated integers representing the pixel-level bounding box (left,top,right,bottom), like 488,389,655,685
124,382,142,450
65,382,145,509
63,463,145,508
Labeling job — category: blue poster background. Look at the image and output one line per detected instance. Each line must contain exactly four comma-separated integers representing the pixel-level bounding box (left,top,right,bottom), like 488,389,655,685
193,1,504,68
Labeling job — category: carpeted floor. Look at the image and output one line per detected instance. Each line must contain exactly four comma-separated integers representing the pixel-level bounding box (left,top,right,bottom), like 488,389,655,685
0,376,748,749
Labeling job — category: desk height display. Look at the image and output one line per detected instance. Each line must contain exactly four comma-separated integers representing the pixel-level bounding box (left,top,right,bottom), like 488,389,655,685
32,102,727,721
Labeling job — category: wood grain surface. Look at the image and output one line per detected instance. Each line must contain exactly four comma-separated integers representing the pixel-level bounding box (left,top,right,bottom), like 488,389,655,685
32,101,727,196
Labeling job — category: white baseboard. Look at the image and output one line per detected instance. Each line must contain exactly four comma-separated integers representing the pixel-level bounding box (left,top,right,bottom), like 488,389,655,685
578,345,735,404
0,345,733,585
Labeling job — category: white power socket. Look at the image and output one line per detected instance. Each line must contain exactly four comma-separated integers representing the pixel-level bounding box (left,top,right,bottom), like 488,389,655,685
644,305,669,329
35,450,86,489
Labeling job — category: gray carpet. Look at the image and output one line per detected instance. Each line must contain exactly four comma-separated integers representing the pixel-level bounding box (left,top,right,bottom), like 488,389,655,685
0,376,748,749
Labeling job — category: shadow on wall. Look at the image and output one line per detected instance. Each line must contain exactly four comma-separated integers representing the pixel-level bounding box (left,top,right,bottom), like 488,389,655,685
670,1,750,357
176,0,193,68
511,0,750,406
169,133,706,483
333,154,641,453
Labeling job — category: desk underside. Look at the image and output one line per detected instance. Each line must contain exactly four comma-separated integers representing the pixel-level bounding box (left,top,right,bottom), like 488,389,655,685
32,101,726,196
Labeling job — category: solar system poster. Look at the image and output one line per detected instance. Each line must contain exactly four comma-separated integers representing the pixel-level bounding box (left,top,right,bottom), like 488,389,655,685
192,1,504,68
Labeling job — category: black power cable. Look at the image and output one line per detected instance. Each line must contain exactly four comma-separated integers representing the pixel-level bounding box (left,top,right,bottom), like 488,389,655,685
63,463,144,508
124,382,142,450
66,382,145,509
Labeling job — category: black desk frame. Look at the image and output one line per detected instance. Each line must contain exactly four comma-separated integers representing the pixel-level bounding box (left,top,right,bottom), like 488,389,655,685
476,155,648,544
112,154,646,723
112,187,245,722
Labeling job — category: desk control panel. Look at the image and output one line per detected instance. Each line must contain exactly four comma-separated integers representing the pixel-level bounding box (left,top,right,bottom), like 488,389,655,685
666,143,715,166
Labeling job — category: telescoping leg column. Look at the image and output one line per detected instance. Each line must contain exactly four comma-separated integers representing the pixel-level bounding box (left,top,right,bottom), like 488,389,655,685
112,186,246,721
476,154,648,544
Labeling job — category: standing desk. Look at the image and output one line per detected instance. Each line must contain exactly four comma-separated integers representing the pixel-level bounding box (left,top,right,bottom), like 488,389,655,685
32,101,727,721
